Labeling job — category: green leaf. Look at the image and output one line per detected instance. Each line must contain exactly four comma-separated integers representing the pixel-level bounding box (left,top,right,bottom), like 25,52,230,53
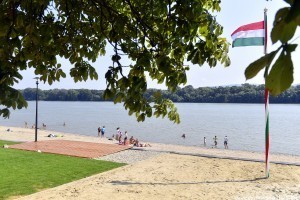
103,89,114,100
137,113,145,122
114,92,124,103
266,51,294,96
271,8,298,43
286,0,300,25
245,49,279,80
284,43,298,52
0,108,10,118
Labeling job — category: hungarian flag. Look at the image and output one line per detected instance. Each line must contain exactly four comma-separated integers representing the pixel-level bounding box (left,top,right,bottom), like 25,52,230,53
231,14,270,178
231,21,266,47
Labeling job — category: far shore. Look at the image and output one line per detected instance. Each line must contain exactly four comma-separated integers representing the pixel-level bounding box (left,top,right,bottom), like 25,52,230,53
1,125,300,165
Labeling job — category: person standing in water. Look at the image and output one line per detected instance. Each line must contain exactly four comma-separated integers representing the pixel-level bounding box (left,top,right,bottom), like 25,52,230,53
224,136,229,149
98,126,101,137
213,136,218,148
101,126,105,138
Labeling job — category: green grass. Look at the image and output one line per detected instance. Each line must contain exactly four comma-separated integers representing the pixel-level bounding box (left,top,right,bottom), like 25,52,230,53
0,140,125,200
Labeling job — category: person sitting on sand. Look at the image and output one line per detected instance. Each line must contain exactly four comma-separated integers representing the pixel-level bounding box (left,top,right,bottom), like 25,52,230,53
108,134,115,141
129,136,135,145
137,142,151,147
47,134,63,138
141,143,151,147
132,138,151,147
48,134,55,137
134,138,139,147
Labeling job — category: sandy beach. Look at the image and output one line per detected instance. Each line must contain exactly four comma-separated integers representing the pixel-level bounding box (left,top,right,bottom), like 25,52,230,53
1,126,300,199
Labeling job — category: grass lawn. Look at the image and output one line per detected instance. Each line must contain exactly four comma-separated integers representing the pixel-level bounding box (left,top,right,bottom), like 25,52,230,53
0,140,125,200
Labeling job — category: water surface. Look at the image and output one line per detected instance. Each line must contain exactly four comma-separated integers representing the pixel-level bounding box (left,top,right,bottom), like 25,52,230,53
1,102,299,155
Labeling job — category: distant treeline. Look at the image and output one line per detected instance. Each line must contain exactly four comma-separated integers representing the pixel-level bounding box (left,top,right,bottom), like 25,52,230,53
21,84,300,103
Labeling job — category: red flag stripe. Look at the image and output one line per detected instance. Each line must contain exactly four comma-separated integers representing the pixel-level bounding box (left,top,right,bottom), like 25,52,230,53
231,21,264,36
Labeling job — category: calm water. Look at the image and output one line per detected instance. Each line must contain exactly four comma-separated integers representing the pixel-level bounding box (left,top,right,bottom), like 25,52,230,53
1,102,300,155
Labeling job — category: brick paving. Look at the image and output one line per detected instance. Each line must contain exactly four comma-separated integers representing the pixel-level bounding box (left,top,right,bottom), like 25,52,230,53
10,140,132,158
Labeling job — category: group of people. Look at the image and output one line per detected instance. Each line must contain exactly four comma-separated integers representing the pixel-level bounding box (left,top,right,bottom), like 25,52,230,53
25,121,66,129
113,127,128,145
113,127,150,147
203,135,228,149
182,134,229,149
99,126,151,147
97,126,106,138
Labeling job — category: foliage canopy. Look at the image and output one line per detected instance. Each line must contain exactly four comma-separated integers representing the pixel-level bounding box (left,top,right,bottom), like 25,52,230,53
0,0,230,123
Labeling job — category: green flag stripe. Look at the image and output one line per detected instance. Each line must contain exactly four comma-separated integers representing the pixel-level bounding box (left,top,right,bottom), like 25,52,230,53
232,37,264,47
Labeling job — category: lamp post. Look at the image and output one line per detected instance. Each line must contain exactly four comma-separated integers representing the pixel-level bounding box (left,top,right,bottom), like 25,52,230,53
34,77,39,142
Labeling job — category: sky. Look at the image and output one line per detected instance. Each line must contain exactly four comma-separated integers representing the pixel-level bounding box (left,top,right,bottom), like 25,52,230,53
15,0,300,90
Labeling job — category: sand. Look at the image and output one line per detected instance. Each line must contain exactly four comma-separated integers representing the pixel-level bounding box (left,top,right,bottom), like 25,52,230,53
1,126,300,199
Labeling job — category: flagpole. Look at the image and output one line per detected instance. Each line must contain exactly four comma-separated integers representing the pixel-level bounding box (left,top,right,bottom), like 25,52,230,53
263,8,270,178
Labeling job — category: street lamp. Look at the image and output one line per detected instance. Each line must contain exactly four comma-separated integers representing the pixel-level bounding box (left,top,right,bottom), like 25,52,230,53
33,77,39,142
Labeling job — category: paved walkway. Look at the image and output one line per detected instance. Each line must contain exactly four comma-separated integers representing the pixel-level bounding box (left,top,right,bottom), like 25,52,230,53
10,140,132,158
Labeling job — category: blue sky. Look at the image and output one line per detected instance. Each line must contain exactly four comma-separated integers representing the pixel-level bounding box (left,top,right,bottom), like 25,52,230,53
16,0,300,90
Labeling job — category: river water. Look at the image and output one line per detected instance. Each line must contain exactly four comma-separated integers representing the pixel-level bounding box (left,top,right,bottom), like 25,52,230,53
1,102,300,155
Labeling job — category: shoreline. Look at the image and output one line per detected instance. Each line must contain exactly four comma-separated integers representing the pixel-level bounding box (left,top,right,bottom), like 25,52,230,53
2,125,300,199
1,125,300,165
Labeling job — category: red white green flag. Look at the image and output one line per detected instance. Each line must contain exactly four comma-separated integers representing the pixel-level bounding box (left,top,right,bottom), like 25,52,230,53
231,12,270,178
231,21,265,47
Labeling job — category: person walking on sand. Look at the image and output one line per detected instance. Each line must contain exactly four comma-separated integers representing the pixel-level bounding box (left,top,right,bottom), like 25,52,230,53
224,136,229,149
101,126,105,138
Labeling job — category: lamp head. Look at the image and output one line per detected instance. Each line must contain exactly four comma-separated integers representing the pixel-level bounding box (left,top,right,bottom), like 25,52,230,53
33,77,39,85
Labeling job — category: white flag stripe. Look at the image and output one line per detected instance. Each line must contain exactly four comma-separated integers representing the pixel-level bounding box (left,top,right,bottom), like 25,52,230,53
231,29,264,41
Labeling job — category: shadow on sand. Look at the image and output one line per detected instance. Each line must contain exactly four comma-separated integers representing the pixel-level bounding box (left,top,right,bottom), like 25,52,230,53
110,177,267,186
